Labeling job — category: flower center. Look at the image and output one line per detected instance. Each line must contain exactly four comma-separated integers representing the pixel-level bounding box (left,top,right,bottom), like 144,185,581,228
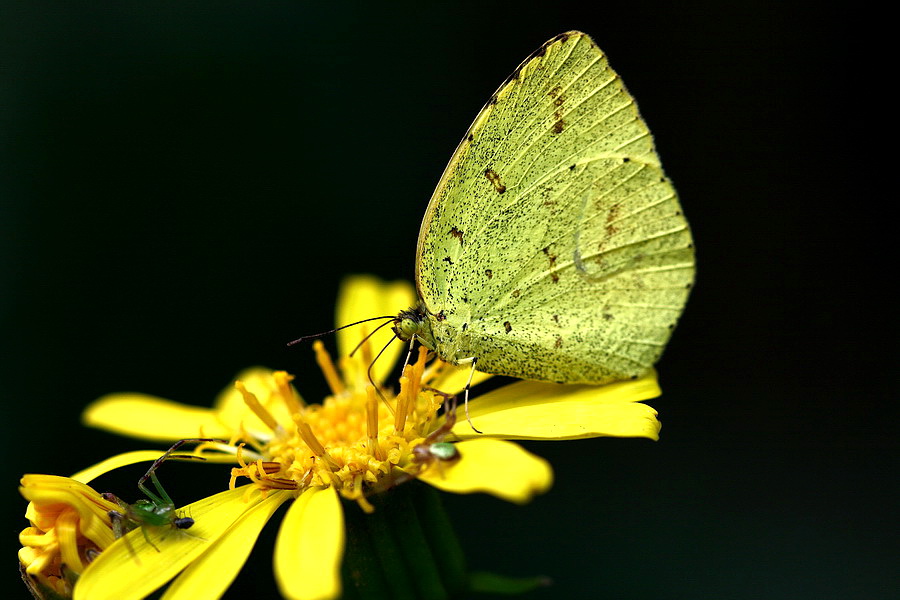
229,342,448,512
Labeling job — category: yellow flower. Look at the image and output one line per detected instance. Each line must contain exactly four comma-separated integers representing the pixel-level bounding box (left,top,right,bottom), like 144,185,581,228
18,474,120,599
74,275,663,600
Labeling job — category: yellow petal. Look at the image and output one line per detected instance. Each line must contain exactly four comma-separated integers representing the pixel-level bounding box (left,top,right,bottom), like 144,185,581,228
274,486,344,600
20,475,119,549
161,490,291,600
454,372,663,441
70,448,240,485
425,360,493,396
418,438,552,503
74,486,264,600
70,451,168,484
83,393,231,441
335,275,415,385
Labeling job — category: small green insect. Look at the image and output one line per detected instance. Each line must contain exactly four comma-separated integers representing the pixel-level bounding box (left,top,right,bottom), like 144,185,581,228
391,31,694,428
103,438,221,552
412,393,461,470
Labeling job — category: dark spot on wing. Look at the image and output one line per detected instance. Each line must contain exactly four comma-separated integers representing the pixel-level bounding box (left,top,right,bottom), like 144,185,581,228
549,85,564,106
603,313,614,320
543,246,560,282
450,226,465,245
503,321,512,333
605,204,620,236
552,314,559,324
467,133,474,142
443,256,454,265
623,157,630,163
485,168,506,194
548,85,566,134
462,322,468,331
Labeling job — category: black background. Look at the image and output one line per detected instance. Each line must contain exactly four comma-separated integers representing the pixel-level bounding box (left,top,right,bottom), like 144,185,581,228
3,2,895,599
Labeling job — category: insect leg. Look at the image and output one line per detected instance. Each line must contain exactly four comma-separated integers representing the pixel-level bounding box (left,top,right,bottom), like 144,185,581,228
455,357,482,434
107,509,143,560
137,438,222,502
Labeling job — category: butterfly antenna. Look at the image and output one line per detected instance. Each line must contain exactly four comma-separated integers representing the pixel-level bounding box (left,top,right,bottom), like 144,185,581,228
348,317,397,357
367,333,400,413
287,315,396,347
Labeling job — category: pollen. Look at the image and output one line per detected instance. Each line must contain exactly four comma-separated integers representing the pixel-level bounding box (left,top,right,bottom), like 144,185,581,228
230,342,449,512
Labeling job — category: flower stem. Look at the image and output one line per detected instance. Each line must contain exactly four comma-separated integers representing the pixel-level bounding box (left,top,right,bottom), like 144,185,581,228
340,482,469,599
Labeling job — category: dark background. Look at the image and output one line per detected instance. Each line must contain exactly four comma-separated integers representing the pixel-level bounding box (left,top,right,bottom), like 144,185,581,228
2,2,894,599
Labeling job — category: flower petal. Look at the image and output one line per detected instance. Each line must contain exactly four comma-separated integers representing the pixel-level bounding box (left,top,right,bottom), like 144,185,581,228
425,360,493,397
335,275,415,385
453,372,663,441
418,438,552,504
70,451,170,484
20,474,119,549
74,486,265,600
70,448,240,485
161,490,291,600
274,486,345,600
83,393,231,441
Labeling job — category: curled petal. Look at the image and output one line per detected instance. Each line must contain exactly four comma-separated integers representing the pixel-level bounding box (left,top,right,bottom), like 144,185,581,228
418,438,553,504
274,487,345,600
20,474,119,550
454,373,663,441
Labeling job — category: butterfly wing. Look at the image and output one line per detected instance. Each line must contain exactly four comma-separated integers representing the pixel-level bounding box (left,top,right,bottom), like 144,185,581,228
416,31,694,383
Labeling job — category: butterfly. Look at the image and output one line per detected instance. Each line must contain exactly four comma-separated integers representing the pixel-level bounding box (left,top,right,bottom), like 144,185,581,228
393,31,694,388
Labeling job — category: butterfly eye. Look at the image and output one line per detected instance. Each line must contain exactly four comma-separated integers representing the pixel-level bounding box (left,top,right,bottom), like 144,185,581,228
392,309,423,342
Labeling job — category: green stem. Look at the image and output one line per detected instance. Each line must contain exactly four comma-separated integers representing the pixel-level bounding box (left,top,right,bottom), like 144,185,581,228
339,482,470,599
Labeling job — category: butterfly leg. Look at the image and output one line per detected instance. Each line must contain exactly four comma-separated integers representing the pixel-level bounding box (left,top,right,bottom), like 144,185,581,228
455,357,482,434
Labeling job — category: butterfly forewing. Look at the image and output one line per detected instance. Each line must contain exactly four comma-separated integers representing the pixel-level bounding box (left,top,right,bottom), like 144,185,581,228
416,31,694,383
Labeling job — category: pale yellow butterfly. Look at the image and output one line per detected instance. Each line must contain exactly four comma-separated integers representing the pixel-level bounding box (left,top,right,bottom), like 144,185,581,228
393,31,694,388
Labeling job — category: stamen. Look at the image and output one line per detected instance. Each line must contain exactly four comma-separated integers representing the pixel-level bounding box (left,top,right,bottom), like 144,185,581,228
235,381,280,432
295,416,340,474
365,386,386,461
295,418,327,457
229,444,248,489
274,371,304,414
393,376,410,434
313,341,345,395
352,474,375,513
